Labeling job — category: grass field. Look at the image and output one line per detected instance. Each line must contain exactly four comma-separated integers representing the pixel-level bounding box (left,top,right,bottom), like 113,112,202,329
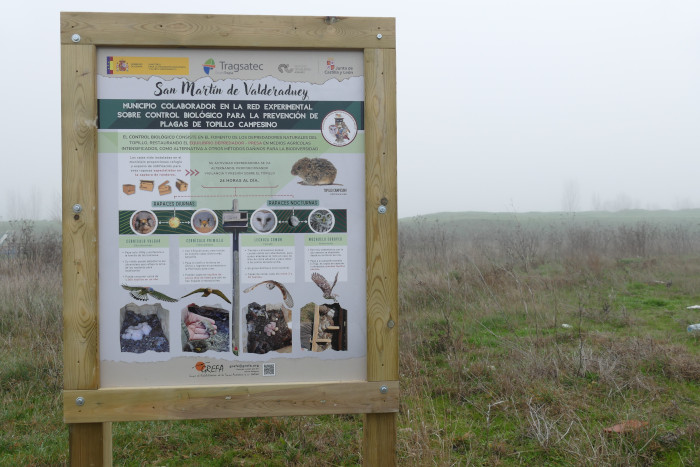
1,213,699,465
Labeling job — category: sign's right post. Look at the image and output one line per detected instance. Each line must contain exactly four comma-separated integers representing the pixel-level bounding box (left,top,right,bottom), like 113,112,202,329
363,46,399,466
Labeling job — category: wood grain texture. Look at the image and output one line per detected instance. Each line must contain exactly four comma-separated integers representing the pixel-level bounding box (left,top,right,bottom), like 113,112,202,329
64,381,398,423
363,47,398,466
102,422,113,467
364,48,399,382
363,412,397,466
70,423,105,466
60,12,395,49
61,43,100,391
62,42,108,467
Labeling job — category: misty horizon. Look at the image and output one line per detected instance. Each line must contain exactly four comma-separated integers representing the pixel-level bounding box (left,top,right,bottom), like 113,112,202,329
3,1,699,220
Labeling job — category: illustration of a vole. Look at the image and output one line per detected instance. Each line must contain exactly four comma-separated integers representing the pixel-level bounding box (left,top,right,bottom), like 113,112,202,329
290,157,338,185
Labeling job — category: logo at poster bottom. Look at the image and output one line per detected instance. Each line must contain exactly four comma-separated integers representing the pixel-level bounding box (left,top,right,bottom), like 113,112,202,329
321,110,357,147
194,361,223,373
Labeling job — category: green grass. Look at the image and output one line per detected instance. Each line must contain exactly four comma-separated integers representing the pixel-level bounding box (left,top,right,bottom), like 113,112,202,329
397,212,700,464
2,214,700,465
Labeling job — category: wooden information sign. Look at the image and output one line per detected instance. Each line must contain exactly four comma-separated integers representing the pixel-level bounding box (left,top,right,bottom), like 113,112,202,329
61,12,397,466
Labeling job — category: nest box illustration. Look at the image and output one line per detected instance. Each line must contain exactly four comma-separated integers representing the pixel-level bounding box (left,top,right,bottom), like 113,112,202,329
176,179,188,191
139,180,154,191
300,302,347,352
158,180,172,195
299,272,347,352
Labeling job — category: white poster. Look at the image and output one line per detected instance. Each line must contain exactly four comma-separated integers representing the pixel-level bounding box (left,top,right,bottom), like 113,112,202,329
97,49,366,386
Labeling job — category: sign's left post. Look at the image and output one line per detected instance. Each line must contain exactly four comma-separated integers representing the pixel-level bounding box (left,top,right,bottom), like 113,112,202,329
61,41,112,466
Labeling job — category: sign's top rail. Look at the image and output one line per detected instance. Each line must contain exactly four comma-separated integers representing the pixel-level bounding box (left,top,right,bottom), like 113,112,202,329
60,12,396,49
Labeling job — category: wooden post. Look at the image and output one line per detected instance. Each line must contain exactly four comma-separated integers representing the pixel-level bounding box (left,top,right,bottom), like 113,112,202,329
363,47,398,466
69,423,112,466
61,42,111,466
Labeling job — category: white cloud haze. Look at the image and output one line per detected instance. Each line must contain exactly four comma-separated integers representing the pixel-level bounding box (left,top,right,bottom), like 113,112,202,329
2,0,699,219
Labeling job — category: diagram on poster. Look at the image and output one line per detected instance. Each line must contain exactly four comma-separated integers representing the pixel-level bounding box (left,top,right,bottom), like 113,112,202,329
97,49,366,386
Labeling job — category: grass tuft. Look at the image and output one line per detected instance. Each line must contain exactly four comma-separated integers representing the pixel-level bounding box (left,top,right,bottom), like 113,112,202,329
2,214,700,464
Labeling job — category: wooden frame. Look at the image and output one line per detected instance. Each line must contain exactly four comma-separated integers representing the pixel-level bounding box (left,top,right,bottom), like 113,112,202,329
61,12,397,466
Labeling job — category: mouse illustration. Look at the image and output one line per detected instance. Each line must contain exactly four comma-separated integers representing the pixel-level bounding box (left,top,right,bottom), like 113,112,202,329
290,157,338,186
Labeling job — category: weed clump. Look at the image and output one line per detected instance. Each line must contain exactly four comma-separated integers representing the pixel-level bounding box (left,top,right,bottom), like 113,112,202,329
3,214,700,464
397,214,700,465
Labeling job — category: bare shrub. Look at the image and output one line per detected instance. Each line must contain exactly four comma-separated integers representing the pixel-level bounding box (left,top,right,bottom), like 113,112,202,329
526,397,574,449
662,223,695,255
563,222,615,259
615,221,660,257
397,212,700,464
1,219,61,268
0,220,62,338
494,224,541,272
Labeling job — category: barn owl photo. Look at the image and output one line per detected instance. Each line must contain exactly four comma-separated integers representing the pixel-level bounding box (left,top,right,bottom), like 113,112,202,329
243,280,294,308
251,209,276,233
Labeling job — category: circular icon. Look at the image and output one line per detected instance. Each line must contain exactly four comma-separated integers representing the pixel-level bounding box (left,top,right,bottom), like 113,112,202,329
251,209,277,234
130,210,157,235
321,110,357,147
308,208,335,233
191,209,218,234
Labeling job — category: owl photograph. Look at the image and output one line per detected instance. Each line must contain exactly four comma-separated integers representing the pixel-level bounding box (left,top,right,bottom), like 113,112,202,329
308,209,334,233
243,280,294,308
311,272,339,302
251,209,277,234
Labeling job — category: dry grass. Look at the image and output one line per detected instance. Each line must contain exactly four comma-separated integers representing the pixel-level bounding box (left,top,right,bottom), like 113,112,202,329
0,221,65,464
396,217,700,465
1,216,699,465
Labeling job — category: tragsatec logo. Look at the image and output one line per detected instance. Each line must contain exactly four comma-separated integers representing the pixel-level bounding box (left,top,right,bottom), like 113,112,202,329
203,58,216,75
204,60,264,76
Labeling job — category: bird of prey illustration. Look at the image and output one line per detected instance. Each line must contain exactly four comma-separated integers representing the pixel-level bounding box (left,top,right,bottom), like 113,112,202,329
311,272,339,301
243,280,294,308
121,284,177,302
181,287,231,304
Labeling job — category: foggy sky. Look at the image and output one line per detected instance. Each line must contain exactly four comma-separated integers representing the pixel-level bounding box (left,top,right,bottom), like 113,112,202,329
2,0,699,220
